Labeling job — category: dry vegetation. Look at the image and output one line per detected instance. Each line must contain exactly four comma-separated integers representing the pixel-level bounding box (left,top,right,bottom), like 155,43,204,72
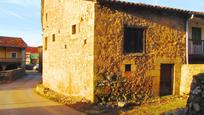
35,84,188,115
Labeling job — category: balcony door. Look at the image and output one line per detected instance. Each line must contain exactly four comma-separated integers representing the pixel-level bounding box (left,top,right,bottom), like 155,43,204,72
192,27,202,45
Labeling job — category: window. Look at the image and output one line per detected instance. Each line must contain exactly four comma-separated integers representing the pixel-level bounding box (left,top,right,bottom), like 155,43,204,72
124,26,145,53
52,34,55,42
72,24,76,34
125,64,131,72
44,37,47,50
192,27,202,45
46,13,48,22
11,53,17,58
84,39,87,45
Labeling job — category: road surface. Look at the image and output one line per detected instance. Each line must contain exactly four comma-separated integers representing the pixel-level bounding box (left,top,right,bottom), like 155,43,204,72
0,71,83,115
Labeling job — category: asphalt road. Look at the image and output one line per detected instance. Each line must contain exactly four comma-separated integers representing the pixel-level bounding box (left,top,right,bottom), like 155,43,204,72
0,71,83,115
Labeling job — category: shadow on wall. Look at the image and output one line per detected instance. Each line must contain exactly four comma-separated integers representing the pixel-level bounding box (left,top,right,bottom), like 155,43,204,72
186,73,204,115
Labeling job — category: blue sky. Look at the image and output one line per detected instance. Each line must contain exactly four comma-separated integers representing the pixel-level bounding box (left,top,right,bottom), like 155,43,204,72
0,0,203,46
0,0,41,47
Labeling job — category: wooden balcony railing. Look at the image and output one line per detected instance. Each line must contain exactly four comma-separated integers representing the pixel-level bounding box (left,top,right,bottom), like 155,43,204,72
189,39,204,55
0,58,22,63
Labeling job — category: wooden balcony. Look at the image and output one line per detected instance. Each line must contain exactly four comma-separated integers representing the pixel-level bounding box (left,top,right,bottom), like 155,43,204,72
188,39,204,63
188,39,204,56
0,58,22,63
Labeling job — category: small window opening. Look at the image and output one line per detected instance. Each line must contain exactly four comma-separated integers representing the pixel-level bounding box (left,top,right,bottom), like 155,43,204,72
72,24,76,34
124,26,145,53
11,53,17,58
46,13,48,22
84,39,87,45
52,34,55,42
65,44,67,49
125,64,131,72
44,37,47,50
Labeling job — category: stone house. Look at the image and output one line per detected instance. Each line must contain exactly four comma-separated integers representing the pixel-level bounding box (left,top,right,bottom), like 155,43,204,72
188,16,204,63
0,36,27,71
41,0,204,102
26,47,39,64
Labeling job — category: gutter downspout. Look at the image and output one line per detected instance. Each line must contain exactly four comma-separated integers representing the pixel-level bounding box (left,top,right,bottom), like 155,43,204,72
186,14,194,64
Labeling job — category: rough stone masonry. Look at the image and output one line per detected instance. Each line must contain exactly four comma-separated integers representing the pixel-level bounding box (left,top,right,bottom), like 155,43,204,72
42,0,189,102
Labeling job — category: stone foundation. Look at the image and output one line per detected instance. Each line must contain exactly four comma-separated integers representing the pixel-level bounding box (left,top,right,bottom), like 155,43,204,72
95,72,153,104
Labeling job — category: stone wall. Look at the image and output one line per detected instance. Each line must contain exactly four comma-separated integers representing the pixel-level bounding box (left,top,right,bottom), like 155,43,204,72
0,68,25,83
94,3,186,99
42,0,95,101
180,64,204,95
42,0,188,103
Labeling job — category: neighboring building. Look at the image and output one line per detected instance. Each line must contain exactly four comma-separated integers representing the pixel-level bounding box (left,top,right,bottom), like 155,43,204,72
41,0,204,102
26,47,39,64
188,17,204,63
0,36,27,71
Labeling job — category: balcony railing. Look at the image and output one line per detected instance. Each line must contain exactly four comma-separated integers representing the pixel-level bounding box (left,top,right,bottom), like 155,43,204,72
188,39,204,55
0,58,22,63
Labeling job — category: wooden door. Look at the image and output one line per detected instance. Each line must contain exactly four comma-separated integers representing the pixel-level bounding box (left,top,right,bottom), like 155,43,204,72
160,64,174,96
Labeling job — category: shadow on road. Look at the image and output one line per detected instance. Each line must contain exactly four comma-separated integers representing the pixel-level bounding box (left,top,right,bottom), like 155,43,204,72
0,105,82,115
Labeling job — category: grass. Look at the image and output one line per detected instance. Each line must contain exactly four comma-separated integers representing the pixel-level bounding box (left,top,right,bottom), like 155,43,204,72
121,96,188,115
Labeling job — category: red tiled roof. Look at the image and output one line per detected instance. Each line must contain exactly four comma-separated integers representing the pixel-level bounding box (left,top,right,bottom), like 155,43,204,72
0,36,27,48
26,47,39,53
98,0,204,17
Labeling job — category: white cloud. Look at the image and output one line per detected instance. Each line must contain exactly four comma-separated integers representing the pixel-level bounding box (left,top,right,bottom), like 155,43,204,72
0,0,39,7
0,8,26,20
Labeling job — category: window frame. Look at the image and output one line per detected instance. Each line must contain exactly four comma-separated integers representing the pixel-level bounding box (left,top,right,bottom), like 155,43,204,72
125,64,132,72
123,25,146,55
11,52,17,58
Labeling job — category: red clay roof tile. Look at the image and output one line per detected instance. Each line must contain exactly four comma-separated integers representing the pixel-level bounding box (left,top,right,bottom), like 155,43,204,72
0,36,27,48
26,47,39,53
98,0,204,17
